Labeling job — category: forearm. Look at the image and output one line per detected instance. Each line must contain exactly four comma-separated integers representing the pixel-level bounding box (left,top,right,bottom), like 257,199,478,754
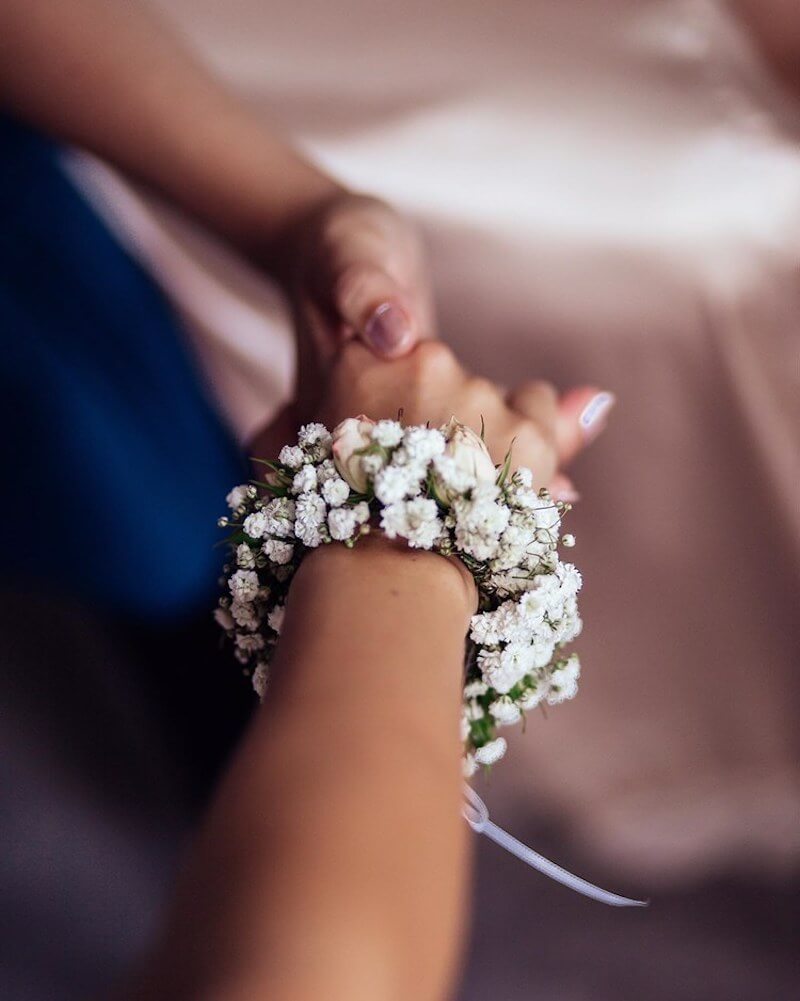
0,0,339,258
129,538,475,1001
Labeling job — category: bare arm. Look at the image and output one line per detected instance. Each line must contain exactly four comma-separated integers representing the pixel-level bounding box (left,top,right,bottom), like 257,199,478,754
125,537,475,1001
0,0,336,255
0,0,432,356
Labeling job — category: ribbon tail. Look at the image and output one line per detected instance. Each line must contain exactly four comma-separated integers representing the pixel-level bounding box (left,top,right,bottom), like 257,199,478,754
463,786,648,908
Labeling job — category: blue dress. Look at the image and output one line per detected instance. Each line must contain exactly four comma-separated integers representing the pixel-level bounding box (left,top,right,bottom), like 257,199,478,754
0,117,255,999
0,115,245,620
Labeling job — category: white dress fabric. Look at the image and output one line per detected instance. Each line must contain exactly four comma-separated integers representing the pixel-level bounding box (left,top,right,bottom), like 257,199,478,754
71,0,800,881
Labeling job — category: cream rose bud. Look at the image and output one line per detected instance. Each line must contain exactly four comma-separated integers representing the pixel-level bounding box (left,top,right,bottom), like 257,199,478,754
331,416,375,493
433,417,497,502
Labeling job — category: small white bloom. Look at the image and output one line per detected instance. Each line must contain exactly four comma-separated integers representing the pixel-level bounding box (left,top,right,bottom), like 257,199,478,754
231,600,260,630
469,612,503,647
332,416,375,492
298,422,331,448
243,511,268,540
263,497,296,538
267,604,286,635
236,543,256,569
462,754,478,778
321,476,350,507
291,465,318,495
380,497,442,549
465,699,485,721
474,737,507,766
513,467,534,489
213,606,234,630
316,459,337,484
489,696,522,726
328,507,358,541
372,419,404,448
463,679,488,699
460,712,472,742
352,501,371,524
374,464,422,505
278,445,305,470
228,569,260,602
235,632,265,654
295,492,326,528
402,426,446,463
479,642,533,694
517,684,545,711
361,452,386,477
262,538,294,565
546,654,581,705
561,533,576,548
226,484,250,511
294,519,323,548
251,663,270,699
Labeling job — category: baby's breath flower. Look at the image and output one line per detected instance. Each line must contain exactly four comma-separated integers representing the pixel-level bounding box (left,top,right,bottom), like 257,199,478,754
226,484,250,510
262,538,294,565
228,569,259,602
243,511,268,540
321,476,350,507
489,696,522,726
372,419,404,448
251,663,270,699
291,465,318,495
231,600,260,630
463,679,488,699
374,464,421,505
236,544,256,569
267,604,286,635
328,507,358,541
213,606,234,631
278,444,304,470
546,654,581,705
474,737,507,766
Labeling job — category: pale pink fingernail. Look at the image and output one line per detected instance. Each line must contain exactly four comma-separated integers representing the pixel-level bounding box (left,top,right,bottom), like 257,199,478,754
553,484,581,503
579,392,616,439
363,302,413,356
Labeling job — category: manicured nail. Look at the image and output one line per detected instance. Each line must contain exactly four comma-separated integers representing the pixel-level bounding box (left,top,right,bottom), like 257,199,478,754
553,484,581,503
363,302,413,356
579,392,616,439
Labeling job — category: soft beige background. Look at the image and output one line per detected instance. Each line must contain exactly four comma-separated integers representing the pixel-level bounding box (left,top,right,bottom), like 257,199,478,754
74,0,799,881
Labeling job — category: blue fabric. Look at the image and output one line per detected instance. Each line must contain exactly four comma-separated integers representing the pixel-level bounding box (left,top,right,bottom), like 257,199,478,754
0,117,245,620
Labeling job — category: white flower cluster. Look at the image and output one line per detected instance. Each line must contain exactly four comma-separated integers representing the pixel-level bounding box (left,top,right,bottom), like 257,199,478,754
216,416,583,773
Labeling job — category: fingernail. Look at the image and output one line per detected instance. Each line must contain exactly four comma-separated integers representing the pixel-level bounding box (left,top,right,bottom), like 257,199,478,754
363,302,413,356
579,392,616,439
553,484,581,503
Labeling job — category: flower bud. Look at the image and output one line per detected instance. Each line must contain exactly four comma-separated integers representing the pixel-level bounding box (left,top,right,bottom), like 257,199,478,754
332,415,375,493
433,417,497,503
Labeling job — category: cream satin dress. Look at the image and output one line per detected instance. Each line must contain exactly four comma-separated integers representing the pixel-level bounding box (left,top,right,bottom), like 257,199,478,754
70,0,800,881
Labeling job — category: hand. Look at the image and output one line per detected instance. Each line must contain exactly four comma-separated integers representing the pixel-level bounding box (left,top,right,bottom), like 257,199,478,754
266,191,434,410
253,340,614,495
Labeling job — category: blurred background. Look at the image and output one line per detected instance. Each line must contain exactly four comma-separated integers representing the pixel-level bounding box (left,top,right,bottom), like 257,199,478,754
3,1,799,998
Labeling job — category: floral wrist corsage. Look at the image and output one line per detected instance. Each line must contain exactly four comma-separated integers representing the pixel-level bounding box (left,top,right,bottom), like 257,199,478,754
215,416,582,773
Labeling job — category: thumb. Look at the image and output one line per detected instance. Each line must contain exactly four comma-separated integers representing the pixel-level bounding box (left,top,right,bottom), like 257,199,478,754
555,388,616,464
333,262,419,358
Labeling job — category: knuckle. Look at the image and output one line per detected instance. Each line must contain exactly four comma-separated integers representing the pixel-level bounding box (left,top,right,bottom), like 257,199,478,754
411,339,457,375
333,262,377,313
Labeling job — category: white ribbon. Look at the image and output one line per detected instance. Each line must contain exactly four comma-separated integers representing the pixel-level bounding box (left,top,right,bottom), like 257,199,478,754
463,786,648,908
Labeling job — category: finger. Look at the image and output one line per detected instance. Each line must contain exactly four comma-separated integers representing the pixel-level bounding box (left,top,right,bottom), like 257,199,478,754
333,262,420,358
548,472,581,504
507,380,559,438
555,388,616,464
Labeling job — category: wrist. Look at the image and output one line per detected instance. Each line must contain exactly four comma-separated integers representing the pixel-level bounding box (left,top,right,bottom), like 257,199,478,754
298,532,477,619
